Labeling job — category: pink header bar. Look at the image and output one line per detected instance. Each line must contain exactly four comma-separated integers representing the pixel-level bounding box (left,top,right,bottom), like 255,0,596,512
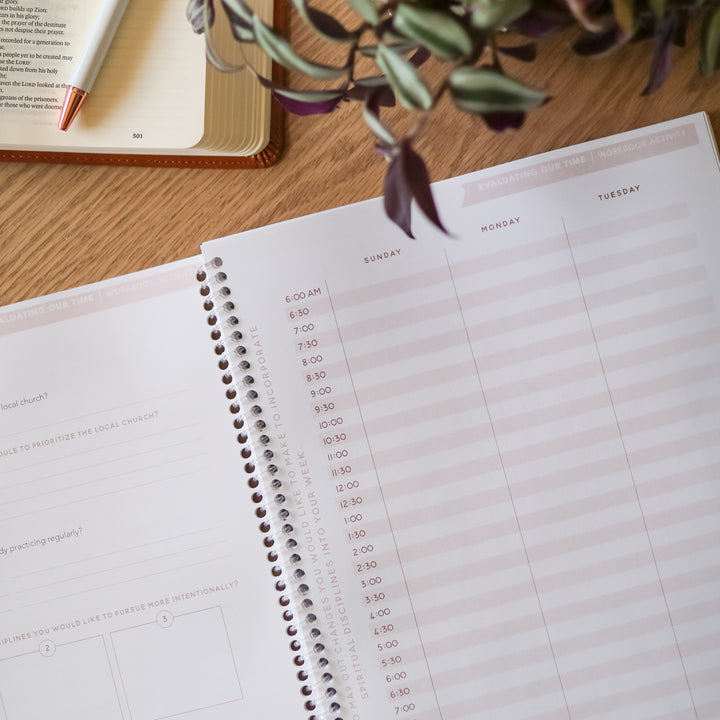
0,262,197,337
462,122,699,206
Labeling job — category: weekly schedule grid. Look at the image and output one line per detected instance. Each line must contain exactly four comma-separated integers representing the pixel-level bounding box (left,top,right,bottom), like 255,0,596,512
203,114,720,720
314,202,718,719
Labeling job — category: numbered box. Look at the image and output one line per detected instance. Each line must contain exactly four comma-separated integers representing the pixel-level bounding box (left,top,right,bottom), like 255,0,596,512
111,606,243,720
0,636,122,720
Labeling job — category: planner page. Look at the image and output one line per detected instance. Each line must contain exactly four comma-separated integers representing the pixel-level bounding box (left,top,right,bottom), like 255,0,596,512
202,113,720,720
0,259,303,720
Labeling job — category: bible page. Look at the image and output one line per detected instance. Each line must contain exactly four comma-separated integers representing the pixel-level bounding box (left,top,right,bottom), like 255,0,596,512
0,0,206,151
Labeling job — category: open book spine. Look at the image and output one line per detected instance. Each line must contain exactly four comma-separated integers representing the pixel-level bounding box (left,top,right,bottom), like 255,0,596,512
197,258,342,720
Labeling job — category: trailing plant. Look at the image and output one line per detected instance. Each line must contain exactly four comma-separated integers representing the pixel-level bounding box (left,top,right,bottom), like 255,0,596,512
187,0,720,236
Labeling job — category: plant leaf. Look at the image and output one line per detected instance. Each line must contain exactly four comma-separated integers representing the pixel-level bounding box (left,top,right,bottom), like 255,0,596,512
221,0,257,41
497,41,537,61
288,0,357,41
222,0,253,25
642,11,675,93
675,9,688,47
564,0,612,33
482,110,526,130
393,5,472,59
307,6,356,40
409,46,432,67
272,90,345,114
354,75,393,87
572,26,621,55
700,1,720,75
509,3,573,38
400,141,447,235
611,0,635,37
255,75,346,114
382,141,447,238
384,150,414,238
345,0,379,24
363,94,396,145
349,77,396,105
450,67,547,113
358,41,419,57
187,0,214,34
251,15,349,79
470,0,532,29
375,44,433,110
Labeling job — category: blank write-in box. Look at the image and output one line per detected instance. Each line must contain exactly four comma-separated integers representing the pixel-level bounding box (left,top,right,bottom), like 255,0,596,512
111,606,243,720
0,635,122,720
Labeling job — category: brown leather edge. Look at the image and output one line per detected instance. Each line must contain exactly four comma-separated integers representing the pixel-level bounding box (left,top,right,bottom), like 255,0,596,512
0,0,288,171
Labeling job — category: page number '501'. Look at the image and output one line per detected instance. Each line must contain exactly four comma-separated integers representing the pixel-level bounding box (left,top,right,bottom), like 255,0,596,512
133,132,143,139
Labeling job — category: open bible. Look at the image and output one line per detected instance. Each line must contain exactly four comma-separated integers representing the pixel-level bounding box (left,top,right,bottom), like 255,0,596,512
0,0,282,168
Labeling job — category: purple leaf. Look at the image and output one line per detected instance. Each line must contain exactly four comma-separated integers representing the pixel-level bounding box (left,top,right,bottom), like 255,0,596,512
187,0,214,33
400,141,448,235
481,111,527,131
348,80,395,106
510,1,573,38
255,74,346,115
220,0,255,42
375,142,394,159
272,93,344,115
383,151,415,238
572,26,622,56
674,9,688,47
382,141,448,238
497,42,538,62
305,5,356,40
630,15,655,42
409,46,432,67
642,12,676,94
221,0,251,29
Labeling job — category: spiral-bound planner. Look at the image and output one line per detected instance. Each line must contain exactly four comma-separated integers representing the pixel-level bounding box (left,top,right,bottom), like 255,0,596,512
1,113,719,720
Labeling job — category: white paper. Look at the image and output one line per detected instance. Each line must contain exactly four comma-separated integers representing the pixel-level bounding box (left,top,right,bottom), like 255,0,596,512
0,0,206,150
0,259,302,720
202,113,720,720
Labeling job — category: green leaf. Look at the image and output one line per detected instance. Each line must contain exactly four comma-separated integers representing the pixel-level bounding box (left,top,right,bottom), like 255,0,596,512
393,5,472,59
449,67,547,113
358,41,419,57
362,104,396,144
220,0,256,42
251,15,349,79
700,1,720,75
274,87,346,102
222,0,254,25
354,75,393,87
187,0,214,34
345,0,379,24
469,0,531,29
375,44,433,110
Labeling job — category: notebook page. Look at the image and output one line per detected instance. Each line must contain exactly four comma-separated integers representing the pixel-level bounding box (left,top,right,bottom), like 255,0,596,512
202,114,720,720
0,259,302,719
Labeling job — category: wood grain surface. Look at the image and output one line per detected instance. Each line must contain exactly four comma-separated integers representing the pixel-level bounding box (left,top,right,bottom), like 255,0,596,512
1,15,718,307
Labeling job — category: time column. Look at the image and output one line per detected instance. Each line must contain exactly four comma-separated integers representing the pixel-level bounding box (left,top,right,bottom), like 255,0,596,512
284,286,441,720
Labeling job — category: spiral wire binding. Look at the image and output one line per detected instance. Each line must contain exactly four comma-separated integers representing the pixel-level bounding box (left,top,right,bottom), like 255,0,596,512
197,258,343,720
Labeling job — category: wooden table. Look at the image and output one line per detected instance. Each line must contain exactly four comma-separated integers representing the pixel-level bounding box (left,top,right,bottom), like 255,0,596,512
1,20,718,308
